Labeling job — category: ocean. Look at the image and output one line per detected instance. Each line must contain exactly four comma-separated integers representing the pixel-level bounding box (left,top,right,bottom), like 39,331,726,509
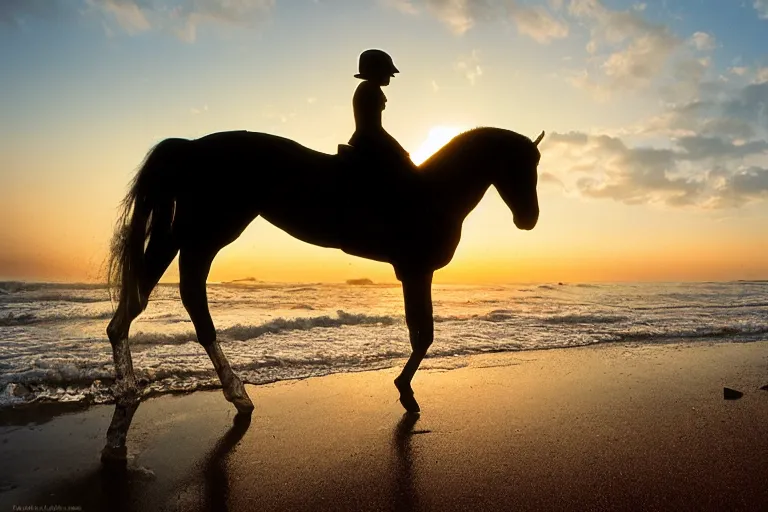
1,280,767,408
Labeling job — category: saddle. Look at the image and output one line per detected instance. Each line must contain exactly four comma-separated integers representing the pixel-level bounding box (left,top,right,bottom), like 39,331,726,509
337,144,356,160
338,143,355,154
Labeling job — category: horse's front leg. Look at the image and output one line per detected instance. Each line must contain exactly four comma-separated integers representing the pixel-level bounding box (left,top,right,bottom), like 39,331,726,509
394,272,434,413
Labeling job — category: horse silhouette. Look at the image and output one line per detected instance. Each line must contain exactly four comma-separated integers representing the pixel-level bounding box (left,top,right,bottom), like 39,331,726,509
101,127,544,465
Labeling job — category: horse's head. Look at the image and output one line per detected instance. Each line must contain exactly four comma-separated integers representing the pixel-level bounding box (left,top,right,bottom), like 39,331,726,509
492,130,543,231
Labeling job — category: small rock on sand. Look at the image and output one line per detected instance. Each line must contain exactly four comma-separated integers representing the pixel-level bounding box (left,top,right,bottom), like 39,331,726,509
723,387,743,400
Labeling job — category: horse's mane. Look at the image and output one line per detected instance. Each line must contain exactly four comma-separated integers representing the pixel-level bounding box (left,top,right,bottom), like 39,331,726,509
419,127,535,171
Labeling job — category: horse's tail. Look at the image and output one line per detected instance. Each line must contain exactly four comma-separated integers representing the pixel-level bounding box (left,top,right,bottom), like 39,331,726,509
107,138,189,333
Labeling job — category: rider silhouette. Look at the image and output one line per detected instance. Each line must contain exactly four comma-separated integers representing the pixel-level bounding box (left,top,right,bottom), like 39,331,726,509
348,49,412,171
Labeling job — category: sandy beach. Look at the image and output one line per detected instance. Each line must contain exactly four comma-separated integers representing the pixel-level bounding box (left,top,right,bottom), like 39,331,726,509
1,341,767,512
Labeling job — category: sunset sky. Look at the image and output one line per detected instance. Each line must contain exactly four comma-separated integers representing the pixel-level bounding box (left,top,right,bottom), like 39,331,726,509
1,0,767,284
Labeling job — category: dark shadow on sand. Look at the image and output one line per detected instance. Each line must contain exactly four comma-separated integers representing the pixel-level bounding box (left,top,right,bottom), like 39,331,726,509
200,413,252,512
392,412,422,512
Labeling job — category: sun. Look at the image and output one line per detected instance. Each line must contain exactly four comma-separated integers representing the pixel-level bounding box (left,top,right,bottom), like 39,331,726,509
410,126,467,165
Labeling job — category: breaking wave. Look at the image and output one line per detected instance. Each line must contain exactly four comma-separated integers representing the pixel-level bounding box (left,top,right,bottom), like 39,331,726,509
631,302,768,311
129,310,400,345
543,314,627,324
0,311,114,326
0,282,108,293
0,293,110,304
614,323,768,342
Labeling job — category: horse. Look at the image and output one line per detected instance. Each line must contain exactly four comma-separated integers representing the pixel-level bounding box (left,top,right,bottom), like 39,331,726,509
102,127,544,466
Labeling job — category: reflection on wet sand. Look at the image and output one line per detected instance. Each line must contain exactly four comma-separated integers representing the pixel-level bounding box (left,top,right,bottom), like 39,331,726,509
17,413,252,512
392,412,423,512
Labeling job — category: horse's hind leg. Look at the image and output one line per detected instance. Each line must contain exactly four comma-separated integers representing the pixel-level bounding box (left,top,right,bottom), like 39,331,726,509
102,237,178,466
179,248,254,414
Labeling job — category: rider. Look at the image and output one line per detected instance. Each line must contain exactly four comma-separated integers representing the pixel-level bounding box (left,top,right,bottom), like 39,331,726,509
348,49,412,171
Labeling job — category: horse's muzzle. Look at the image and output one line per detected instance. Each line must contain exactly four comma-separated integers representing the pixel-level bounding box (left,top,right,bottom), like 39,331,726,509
514,214,539,231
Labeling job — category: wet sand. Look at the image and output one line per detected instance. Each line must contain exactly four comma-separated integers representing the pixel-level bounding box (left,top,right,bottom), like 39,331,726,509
1,341,767,511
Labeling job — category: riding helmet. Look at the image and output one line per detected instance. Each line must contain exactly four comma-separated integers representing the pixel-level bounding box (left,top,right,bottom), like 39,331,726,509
354,49,400,79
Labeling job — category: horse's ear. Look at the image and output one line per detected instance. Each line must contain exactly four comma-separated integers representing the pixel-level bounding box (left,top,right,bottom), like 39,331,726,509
533,131,545,146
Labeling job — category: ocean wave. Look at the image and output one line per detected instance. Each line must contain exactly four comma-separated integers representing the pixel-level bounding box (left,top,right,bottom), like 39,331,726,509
630,302,768,311
0,342,548,409
543,314,627,324
0,313,37,326
615,323,768,342
0,282,108,293
0,293,110,304
213,282,324,291
478,309,516,322
3,323,768,408
0,311,114,326
5,326,766,410
346,279,374,286
129,310,401,346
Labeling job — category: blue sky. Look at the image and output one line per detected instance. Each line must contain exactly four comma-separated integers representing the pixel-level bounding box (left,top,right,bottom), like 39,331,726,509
1,0,767,282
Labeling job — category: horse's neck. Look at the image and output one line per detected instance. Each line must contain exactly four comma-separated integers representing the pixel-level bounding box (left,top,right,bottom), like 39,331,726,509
424,136,495,219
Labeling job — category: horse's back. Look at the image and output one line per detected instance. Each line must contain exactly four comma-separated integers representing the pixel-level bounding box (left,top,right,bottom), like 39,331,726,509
195,130,329,161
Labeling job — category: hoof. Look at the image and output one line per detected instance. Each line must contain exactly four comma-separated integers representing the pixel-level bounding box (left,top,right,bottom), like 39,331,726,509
231,395,255,414
399,393,421,413
224,377,254,414
100,445,128,470
394,378,420,412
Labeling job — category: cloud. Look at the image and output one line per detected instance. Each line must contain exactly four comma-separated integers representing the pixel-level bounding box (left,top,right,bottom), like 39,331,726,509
512,3,569,43
565,5,722,104
417,0,488,34
602,31,678,88
755,0,768,20
566,0,681,94
542,75,768,209
657,55,712,103
730,167,768,195
190,104,208,115
726,62,768,84
539,171,564,188
90,0,151,34
638,78,768,141
0,0,68,25
123,0,275,42
677,136,768,161
729,66,748,77
543,131,768,208
689,31,715,51
721,82,768,129
1,0,276,40
710,167,768,208
455,50,483,85
384,0,420,15
386,0,568,42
